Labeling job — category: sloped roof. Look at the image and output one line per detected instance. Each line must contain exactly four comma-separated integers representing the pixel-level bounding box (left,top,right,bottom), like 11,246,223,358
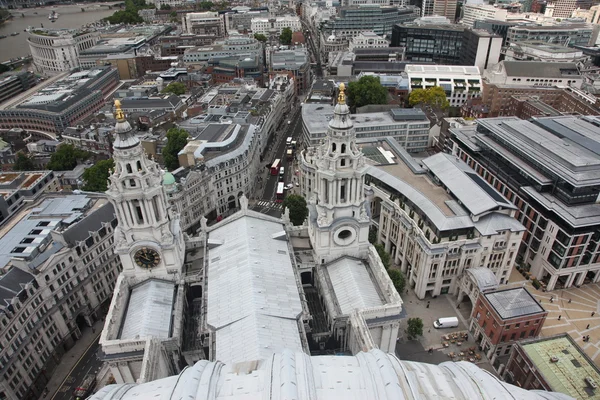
326,257,383,315
466,267,499,292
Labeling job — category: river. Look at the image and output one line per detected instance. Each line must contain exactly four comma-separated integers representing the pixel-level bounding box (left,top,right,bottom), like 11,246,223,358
0,3,115,62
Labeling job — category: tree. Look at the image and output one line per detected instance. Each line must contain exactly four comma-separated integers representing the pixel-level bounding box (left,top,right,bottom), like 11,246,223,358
408,86,450,111
161,82,186,96
104,0,150,24
47,144,90,171
254,33,267,43
82,159,114,192
160,3,171,9
406,317,424,339
374,243,391,270
279,27,292,45
346,75,388,111
282,194,308,226
197,1,214,9
368,226,378,244
163,127,189,170
13,152,35,171
388,269,406,294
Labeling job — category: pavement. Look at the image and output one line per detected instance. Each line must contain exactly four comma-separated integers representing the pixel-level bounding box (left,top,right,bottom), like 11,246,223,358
503,268,600,365
42,319,104,400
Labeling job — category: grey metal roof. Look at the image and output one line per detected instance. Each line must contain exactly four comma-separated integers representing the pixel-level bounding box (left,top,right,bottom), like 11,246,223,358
120,95,182,110
119,279,175,340
206,214,303,364
326,257,383,315
466,267,499,292
474,212,525,235
485,288,545,320
422,153,513,216
501,61,580,78
0,266,34,307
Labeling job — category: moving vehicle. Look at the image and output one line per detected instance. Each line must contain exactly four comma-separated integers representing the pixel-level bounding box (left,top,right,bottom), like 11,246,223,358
286,148,293,161
290,140,297,150
270,159,281,176
276,182,285,202
279,167,285,176
433,317,459,329
10,32,19,36
73,373,96,399
49,10,59,21
286,137,292,145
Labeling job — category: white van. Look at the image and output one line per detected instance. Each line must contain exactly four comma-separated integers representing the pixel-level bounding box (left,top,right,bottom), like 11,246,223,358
279,167,285,176
433,317,459,329
286,137,293,145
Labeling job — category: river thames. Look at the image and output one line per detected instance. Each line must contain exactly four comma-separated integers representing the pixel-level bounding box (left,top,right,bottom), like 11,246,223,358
0,4,114,62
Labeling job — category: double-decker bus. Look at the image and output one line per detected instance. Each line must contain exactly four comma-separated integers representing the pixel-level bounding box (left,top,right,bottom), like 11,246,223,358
276,182,285,202
270,159,281,175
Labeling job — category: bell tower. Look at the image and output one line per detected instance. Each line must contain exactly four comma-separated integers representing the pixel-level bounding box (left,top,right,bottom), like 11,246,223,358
308,84,370,263
106,100,185,276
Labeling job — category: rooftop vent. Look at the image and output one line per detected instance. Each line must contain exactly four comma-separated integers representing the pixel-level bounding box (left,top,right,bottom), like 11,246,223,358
586,377,598,390
550,356,559,363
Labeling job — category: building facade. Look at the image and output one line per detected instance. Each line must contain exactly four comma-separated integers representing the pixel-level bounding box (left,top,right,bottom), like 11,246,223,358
27,28,99,76
0,194,120,400
391,23,465,64
450,116,600,291
250,15,302,35
0,71,36,105
182,12,226,37
348,31,389,52
461,29,502,71
461,4,508,28
506,24,593,47
406,64,482,107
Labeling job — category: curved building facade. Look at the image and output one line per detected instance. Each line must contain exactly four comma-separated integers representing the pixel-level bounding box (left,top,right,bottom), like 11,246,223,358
89,349,572,400
28,29,99,76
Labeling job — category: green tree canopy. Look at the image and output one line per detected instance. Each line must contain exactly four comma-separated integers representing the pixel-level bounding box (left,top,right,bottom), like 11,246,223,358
368,226,378,244
408,86,450,110
279,27,293,45
388,269,406,294
197,1,214,9
161,82,186,96
374,243,391,270
160,3,171,9
346,75,388,111
282,194,308,226
406,317,424,339
13,152,35,171
163,127,189,170
82,159,114,192
104,0,150,24
47,144,91,171
254,33,267,43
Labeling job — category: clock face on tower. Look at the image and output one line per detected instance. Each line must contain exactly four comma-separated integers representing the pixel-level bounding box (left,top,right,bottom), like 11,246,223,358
134,247,161,268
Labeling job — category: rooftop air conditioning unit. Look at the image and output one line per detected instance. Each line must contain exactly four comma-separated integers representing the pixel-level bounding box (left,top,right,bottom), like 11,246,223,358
585,377,598,389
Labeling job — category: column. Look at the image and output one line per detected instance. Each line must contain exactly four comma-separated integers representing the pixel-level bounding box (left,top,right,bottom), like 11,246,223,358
380,324,393,353
594,270,600,283
576,271,587,286
548,274,559,291
119,363,135,383
565,273,576,288
348,178,353,203
111,364,124,384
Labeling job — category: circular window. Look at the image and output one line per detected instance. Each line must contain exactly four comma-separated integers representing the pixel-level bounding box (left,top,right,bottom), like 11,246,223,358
338,229,352,240
333,226,356,246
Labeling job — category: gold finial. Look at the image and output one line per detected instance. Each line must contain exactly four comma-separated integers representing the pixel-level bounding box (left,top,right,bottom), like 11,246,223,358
114,99,125,121
338,83,346,105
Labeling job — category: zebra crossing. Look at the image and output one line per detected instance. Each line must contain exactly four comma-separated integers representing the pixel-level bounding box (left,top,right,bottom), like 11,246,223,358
255,201,283,210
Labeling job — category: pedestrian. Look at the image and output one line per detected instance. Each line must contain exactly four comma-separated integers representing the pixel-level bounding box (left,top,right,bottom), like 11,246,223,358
587,335,591,341
558,315,561,320
429,347,433,354
593,312,596,317
587,324,590,329
569,298,572,303
457,304,460,309
426,303,430,309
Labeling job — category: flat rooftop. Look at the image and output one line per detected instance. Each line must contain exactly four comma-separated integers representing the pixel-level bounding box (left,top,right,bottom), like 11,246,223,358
520,335,600,399
405,64,481,76
515,41,582,54
484,287,545,320
476,116,600,187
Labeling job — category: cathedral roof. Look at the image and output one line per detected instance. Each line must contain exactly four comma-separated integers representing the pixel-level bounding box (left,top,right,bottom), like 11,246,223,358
162,172,176,186
328,83,353,131
113,99,140,150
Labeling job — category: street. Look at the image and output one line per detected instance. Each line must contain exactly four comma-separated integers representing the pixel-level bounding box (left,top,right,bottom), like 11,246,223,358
49,333,102,400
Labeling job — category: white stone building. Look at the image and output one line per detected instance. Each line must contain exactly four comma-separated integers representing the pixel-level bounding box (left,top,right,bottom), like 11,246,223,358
362,138,524,299
483,61,584,89
27,28,99,76
503,41,588,64
406,64,483,107
0,193,120,399
461,4,508,27
348,31,389,52
182,12,225,37
250,15,302,35
99,101,188,384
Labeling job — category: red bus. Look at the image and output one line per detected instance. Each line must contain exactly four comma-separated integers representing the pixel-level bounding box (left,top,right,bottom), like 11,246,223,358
276,182,285,202
270,159,281,175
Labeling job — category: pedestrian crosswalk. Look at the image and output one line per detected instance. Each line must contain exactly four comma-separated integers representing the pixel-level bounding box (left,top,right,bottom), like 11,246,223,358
255,201,283,210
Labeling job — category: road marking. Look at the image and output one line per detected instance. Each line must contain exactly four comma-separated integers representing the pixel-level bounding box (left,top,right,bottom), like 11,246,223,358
50,332,101,400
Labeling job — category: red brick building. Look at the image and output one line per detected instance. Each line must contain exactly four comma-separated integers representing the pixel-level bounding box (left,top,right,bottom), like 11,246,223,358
470,287,547,363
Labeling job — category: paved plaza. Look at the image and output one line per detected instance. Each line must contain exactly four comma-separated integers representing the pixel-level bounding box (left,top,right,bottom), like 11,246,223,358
504,268,600,366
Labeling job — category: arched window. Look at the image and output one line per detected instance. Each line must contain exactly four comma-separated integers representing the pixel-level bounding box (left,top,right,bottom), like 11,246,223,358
137,161,142,171
341,144,346,154
340,159,346,167
331,143,337,152
126,164,133,174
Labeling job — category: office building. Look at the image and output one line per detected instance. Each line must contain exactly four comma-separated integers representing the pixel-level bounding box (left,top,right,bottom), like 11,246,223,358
363,143,524,299
504,334,600,398
461,29,502,71
506,24,593,47
0,71,36,105
0,194,120,400
406,65,482,107
0,67,119,134
302,105,430,149
505,92,599,118
450,116,600,291
348,31,389,52
474,19,518,46
470,288,547,361
62,124,113,157
571,4,600,23
546,0,593,18
206,54,264,85
421,0,457,20
0,170,60,225
504,41,588,63
158,34,215,57
250,15,301,35
182,12,226,37
392,23,465,64
461,4,508,28
182,35,263,67
271,48,311,94
27,28,99,76
118,95,186,115
223,8,269,34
